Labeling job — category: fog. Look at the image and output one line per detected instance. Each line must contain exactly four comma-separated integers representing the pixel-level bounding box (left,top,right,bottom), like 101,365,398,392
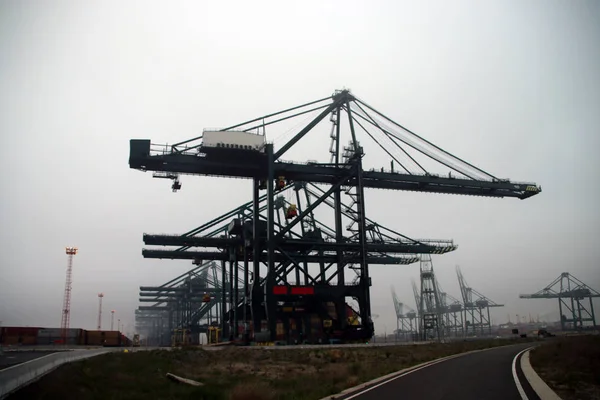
1,0,599,336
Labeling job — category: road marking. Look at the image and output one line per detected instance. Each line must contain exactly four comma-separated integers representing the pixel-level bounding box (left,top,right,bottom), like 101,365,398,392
512,346,535,400
0,352,57,372
342,352,468,400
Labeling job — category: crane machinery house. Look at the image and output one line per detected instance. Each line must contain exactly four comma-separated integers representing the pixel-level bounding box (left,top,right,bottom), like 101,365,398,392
202,130,266,152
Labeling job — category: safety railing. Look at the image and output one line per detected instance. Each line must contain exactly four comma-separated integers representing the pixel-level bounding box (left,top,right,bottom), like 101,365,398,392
0,349,111,398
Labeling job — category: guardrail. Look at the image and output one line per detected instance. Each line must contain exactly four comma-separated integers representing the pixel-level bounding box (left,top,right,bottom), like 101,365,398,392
0,349,110,399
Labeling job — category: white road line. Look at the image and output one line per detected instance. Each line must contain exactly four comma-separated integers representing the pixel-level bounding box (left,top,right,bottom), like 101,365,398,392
512,346,535,400
0,352,57,372
343,352,467,400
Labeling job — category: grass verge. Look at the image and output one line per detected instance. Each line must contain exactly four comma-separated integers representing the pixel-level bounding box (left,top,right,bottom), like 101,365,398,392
529,334,600,400
9,338,531,400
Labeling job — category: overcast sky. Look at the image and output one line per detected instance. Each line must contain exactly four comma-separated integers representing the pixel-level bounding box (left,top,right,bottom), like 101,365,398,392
1,0,599,336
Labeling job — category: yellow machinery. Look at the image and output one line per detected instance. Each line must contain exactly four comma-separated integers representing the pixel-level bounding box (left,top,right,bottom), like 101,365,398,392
171,329,191,347
207,326,221,344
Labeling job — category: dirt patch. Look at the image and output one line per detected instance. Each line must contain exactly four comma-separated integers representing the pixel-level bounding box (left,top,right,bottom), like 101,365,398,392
530,334,600,400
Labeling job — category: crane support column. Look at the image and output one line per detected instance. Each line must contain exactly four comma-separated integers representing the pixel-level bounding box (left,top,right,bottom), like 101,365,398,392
229,258,234,341
252,178,261,336
265,143,277,341
221,259,227,337
333,106,346,331
243,244,249,342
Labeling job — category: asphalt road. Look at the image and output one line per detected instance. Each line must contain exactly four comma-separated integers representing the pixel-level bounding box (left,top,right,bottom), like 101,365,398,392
337,343,541,400
0,352,56,371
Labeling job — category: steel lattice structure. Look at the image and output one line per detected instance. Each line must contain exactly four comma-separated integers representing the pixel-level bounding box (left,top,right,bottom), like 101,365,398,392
138,182,453,344
457,266,503,337
129,89,540,343
391,286,418,341
60,247,77,344
520,272,599,330
406,265,499,341
418,255,444,341
434,277,464,338
135,261,234,346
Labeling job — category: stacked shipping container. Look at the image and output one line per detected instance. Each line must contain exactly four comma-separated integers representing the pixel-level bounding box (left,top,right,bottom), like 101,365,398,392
232,317,326,343
0,327,41,345
0,327,131,347
37,328,83,345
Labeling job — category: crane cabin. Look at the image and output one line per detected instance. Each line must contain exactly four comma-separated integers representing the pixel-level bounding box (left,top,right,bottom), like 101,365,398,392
201,130,266,152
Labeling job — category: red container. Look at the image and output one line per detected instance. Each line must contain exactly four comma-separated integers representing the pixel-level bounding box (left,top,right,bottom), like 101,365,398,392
1,327,41,337
21,336,38,345
2,336,19,345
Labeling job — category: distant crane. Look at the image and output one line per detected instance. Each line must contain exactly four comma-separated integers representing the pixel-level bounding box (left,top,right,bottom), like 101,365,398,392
97,293,104,330
419,255,444,341
411,279,422,338
456,266,503,337
391,286,417,341
412,280,422,316
520,272,600,330
435,278,464,338
60,247,78,344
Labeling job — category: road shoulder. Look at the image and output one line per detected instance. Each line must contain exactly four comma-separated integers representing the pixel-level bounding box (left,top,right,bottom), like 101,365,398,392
520,349,562,400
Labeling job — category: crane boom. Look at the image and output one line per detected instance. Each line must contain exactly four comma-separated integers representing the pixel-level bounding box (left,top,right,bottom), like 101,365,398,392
130,143,539,199
129,89,541,200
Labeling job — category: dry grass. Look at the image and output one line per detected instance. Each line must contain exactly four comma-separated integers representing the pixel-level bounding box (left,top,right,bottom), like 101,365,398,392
230,382,274,400
9,338,533,400
530,334,600,400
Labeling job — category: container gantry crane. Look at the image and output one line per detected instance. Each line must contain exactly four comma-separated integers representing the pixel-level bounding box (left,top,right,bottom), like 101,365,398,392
520,273,599,331
412,275,464,339
457,266,503,337
412,280,422,318
436,279,464,338
136,261,239,346
142,181,453,343
129,89,540,343
391,286,418,341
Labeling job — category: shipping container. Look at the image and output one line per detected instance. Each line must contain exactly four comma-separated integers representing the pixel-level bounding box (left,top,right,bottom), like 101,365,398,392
1,335,37,345
83,330,124,347
37,328,81,339
2,336,21,345
1,327,41,337
36,336,79,346
1,327,42,345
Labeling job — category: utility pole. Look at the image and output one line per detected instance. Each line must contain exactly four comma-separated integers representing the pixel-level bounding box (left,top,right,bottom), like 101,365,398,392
97,293,104,330
111,310,115,331
61,247,78,344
